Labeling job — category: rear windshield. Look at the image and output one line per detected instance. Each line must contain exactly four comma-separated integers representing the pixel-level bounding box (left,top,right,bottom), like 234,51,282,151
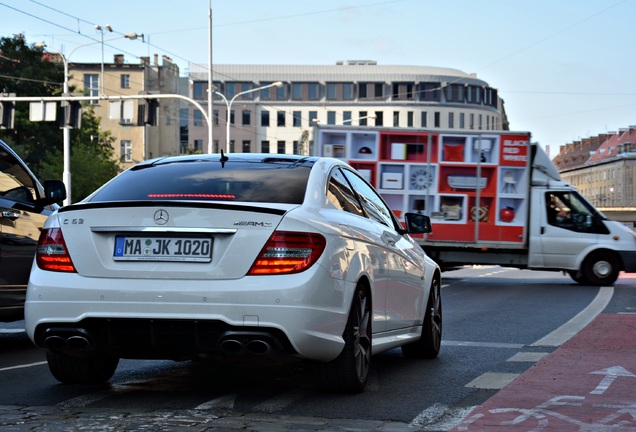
87,158,314,204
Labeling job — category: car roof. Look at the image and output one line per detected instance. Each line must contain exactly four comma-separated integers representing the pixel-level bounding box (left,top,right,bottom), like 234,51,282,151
135,153,322,169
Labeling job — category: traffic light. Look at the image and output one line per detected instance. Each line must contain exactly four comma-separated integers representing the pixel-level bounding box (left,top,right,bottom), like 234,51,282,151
137,97,159,126
59,100,82,129
0,94,16,129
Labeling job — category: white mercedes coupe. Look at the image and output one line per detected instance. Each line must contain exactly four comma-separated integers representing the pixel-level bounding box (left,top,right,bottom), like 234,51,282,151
26,153,441,393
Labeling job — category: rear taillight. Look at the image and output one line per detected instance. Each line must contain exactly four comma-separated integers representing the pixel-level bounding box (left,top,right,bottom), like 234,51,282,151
247,231,326,275
36,228,77,273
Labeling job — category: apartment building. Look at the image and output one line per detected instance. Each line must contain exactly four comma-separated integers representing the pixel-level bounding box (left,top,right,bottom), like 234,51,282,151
67,54,180,169
554,127,636,210
181,61,509,155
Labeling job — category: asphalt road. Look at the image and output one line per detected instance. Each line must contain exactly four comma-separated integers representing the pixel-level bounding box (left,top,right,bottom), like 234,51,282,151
1,266,633,431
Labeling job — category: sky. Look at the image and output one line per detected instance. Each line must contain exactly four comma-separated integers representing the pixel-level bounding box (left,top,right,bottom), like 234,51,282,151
2,0,635,157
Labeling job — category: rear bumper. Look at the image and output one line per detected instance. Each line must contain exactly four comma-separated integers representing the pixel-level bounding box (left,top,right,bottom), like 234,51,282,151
25,265,354,362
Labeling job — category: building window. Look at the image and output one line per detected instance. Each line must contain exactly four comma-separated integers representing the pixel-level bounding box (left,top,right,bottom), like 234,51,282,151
434,112,440,128
459,113,465,129
449,112,455,129
343,83,354,100
261,140,270,153
327,111,336,125
277,140,286,154
225,82,236,99
470,113,475,129
293,141,299,154
293,111,302,127
421,112,427,127
360,111,368,126
292,83,303,100
213,140,219,153
229,141,235,152
327,83,337,100
260,83,273,100
375,111,383,126
242,110,251,126
343,111,352,124
392,83,414,100
194,110,203,126
213,109,220,126
418,82,441,102
393,111,400,127
309,111,318,125
194,139,203,152
120,140,132,162
407,111,414,127
120,74,130,88
193,82,206,99
277,111,286,127
242,140,251,153
230,110,235,125
180,108,188,143
83,74,99,104
445,84,464,102
276,84,287,100
261,111,270,127
308,83,320,100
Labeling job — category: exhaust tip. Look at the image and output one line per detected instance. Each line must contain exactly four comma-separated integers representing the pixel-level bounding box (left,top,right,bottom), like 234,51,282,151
219,339,243,354
66,335,90,350
44,335,66,351
246,340,271,355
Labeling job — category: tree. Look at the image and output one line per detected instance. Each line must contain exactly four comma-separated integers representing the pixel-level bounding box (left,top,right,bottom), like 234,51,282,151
0,34,121,202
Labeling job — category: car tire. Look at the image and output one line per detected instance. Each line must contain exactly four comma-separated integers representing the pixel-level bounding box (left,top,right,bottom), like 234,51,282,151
401,273,442,359
580,251,620,286
46,351,119,385
312,285,371,393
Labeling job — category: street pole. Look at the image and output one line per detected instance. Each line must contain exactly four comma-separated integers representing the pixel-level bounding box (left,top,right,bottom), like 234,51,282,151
214,81,283,153
207,2,214,154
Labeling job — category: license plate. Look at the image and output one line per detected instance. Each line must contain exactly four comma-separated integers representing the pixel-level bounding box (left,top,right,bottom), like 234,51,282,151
113,236,212,262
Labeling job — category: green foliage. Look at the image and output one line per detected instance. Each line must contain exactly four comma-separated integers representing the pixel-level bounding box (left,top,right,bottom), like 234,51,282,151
0,34,121,203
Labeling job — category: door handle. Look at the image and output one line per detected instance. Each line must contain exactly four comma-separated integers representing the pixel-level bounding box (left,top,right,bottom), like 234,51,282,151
1,210,21,221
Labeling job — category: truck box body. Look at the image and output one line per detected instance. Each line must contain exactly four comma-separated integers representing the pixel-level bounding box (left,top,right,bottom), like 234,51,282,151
314,125,636,285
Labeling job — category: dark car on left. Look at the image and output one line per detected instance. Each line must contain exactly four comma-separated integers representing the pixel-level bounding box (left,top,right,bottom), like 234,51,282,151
0,139,66,321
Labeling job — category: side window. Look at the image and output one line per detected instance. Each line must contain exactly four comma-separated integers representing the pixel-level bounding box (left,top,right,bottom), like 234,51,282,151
545,191,608,234
341,168,394,228
327,168,364,216
0,149,37,204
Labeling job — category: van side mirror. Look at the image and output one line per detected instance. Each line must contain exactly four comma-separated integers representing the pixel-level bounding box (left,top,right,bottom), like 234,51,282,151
41,180,67,205
403,212,432,234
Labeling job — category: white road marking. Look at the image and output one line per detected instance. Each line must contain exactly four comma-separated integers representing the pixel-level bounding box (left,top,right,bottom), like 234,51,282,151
410,403,478,431
251,389,311,413
507,352,549,362
195,393,236,410
465,372,520,390
531,286,613,347
0,361,46,372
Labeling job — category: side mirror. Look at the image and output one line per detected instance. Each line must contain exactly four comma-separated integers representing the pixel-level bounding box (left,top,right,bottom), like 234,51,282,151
403,212,432,234
41,180,67,205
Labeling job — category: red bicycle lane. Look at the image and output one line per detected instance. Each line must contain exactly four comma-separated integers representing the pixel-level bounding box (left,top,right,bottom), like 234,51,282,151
449,309,636,431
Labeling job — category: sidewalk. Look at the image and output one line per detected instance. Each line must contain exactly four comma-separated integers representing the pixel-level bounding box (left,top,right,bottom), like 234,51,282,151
450,313,636,431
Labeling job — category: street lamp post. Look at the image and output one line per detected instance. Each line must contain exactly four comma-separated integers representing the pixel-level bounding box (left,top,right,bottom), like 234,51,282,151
39,32,140,205
214,81,283,153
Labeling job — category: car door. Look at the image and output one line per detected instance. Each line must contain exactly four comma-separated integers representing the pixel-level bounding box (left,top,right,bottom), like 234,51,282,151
0,142,53,321
532,189,609,269
340,168,425,332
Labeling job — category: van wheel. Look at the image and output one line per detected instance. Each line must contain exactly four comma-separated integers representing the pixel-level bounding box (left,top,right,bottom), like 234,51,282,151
47,351,119,384
581,252,620,286
567,270,586,284
402,274,442,359
312,285,371,393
